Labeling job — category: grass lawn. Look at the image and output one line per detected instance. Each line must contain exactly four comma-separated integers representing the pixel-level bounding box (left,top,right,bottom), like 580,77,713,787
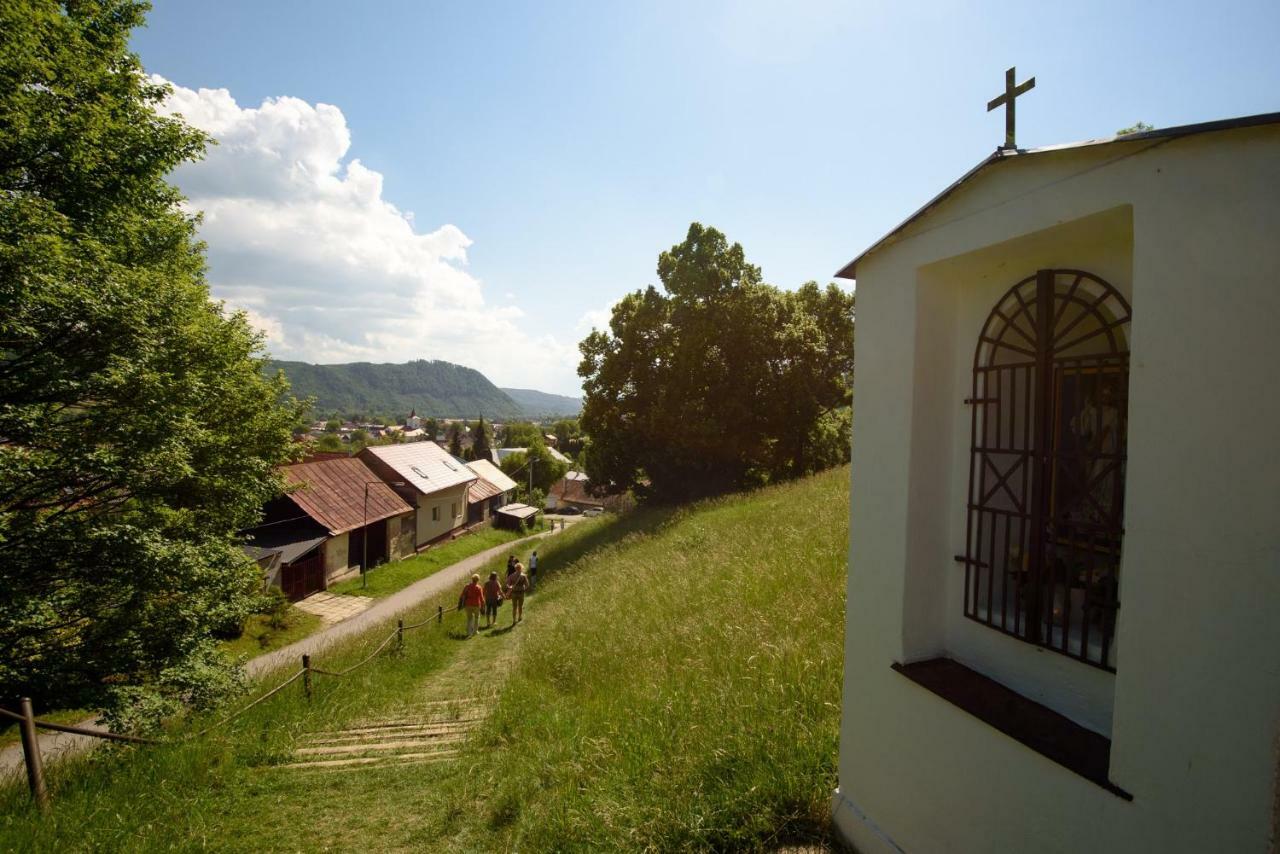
328,521,547,598
0,468,848,852
218,608,325,661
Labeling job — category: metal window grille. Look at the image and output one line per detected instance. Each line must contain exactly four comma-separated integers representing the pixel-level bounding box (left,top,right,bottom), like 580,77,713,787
957,269,1131,671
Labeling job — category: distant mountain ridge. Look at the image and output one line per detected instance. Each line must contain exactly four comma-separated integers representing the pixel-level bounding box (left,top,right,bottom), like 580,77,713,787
270,359,524,419
500,387,582,417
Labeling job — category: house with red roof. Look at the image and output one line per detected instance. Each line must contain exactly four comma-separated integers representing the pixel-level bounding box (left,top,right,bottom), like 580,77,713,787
245,456,414,599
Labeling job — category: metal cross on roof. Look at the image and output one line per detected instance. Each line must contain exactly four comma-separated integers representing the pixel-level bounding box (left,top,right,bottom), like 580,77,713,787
987,66,1036,150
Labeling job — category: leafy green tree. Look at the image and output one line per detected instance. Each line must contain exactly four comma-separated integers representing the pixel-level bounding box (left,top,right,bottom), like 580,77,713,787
314,434,345,453
325,419,341,433
499,445,568,498
578,223,854,502
0,1,299,723
1117,121,1155,135
551,418,583,457
447,422,464,457
471,415,492,460
502,421,542,448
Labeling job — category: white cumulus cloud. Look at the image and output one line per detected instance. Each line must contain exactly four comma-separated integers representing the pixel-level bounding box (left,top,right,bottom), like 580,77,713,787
154,78,580,395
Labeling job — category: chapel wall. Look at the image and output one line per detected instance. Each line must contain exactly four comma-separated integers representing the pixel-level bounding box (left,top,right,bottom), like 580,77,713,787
837,123,1280,854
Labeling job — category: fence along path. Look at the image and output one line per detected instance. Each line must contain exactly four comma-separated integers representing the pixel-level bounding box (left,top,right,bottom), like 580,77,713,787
6,602,464,810
278,586,527,773
2,523,564,808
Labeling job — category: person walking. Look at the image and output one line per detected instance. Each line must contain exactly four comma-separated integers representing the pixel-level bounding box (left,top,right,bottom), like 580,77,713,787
508,563,529,625
459,573,485,638
528,550,539,591
482,571,503,628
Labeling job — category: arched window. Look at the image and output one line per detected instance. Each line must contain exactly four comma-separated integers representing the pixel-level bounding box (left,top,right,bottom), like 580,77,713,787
959,269,1131,670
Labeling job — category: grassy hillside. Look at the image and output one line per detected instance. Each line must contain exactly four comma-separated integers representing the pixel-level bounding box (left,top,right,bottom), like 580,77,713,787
271,358,524,419
499,387,582,417
0,467,849,852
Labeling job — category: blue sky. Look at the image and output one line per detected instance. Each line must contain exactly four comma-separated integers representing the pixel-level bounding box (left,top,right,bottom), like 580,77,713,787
132,0,1280,395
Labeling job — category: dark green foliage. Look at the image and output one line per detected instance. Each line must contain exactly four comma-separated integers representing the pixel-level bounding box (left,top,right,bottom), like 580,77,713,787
471,415,492,460
1116,120,1155,135
0,0,299,721
579,223,854,502
256,587,293,631
551,417,583,457
501,420,543,448
499,444,568,498
498,387,582,417
314,434,344,452
271,359,525,419
447,422,464,457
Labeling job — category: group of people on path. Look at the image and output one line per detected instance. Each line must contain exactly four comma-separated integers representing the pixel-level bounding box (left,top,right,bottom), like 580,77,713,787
458,550,539,638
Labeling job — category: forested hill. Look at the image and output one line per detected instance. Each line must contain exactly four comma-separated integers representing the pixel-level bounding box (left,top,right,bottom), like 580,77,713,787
269,359,524,419
500,387,582,416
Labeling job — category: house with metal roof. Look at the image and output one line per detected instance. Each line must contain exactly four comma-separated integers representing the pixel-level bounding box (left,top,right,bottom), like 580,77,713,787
246,456,414,599
464,458,519,524
491,445,573,466
831,111,1280,854
359,442,477,550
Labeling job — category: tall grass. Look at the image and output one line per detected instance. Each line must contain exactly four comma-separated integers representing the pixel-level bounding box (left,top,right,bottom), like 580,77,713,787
0,467,849,852
420,466,850,851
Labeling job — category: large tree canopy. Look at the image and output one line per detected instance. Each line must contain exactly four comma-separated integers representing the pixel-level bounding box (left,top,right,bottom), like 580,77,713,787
0,0,298,723
578,223,854,502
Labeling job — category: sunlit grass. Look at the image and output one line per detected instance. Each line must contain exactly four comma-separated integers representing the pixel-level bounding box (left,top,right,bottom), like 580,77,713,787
0,469,848,852
218,608,324,660
329,521,547,598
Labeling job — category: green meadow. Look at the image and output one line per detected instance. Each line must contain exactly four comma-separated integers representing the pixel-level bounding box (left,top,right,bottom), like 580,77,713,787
0,467,849,852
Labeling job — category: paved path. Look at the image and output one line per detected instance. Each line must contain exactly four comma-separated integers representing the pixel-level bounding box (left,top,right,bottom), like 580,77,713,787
0,528,554,779
245,528,552,677
293,591,374,625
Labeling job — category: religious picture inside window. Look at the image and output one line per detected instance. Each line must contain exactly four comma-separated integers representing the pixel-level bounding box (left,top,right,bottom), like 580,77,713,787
1044,365,1127,655
1051,367,1125,527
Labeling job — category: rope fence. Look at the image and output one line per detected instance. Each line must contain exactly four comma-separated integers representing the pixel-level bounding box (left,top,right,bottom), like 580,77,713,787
6,601,464,813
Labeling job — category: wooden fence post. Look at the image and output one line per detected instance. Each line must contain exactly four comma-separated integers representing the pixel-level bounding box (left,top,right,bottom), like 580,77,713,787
397,619,404,651
437,605,443,624
18,697,49,814
302,655,312,702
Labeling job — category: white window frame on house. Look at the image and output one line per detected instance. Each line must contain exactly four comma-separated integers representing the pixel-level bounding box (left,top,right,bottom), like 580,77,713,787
432,506,440,522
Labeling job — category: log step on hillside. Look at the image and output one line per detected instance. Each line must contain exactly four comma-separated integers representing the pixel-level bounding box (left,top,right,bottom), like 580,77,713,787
299,721,478,743
275,749,460,771
296,733,468,757
270,699,490,773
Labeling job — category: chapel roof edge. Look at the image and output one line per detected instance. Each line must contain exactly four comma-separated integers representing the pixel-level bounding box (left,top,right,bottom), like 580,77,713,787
834,110,1280,281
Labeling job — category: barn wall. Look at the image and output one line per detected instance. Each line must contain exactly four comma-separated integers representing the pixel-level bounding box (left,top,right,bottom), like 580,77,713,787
323,532,350,584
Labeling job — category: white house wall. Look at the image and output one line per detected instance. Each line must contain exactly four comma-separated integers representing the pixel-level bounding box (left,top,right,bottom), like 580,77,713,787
836,124,1280,853
413,481,470,547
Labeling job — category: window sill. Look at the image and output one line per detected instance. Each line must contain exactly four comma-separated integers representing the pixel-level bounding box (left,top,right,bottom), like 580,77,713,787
891,658,1132,800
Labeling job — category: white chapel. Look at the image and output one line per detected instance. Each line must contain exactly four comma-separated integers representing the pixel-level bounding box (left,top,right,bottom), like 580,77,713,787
832,106,1280,853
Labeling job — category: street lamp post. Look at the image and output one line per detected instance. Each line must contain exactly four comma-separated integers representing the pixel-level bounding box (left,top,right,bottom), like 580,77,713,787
362,479,404,589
